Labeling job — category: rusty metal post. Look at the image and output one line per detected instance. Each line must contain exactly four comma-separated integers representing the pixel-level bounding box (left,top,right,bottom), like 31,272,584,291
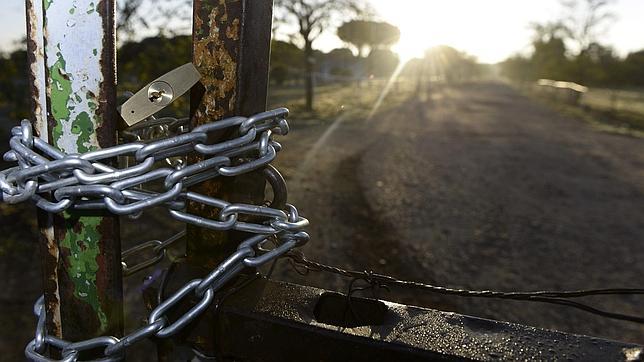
188,0,274,266
26,0,123,345
147,1,275,357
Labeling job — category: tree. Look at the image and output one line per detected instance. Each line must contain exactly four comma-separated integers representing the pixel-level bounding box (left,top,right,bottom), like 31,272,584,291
116,0,192,42
326,48,356,64
274,0,366,111
118,35,192,115
320,48,357,81
531,36,570,81
118,35,192,85
621,50,644,87
500,55,533,83
366,49,399,77
521,0,617,84
559,0,616,54
270,40,305,85
337,20,400,58
116,0,145,39
0,50,29,119
424,46,481,83
573,42,619,85
500,29,622,85
503,20,572,83
530,21,569,44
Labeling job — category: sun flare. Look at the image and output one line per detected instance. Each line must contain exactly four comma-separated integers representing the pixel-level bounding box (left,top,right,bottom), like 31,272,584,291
385,1,449,62
391,11,439,61
375,0,516,64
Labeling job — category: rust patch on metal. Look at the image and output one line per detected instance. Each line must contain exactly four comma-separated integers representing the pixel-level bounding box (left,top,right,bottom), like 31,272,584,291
187,0,274,269
27,0,63,338
192,0,242,125
37,210,62,337
623,347,643,361
25,0,45,137
94,216,123,335
94,0,118,150
188,0,244,267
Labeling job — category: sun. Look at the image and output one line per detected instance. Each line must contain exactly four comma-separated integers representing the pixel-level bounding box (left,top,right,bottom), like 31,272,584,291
372,0,522,64
394,29,435,62
383,1,444,62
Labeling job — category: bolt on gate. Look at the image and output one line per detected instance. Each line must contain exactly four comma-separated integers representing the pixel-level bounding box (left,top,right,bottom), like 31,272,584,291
14,0,644,361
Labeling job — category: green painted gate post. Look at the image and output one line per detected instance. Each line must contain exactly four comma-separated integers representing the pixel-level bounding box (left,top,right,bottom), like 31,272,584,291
25,0,123,348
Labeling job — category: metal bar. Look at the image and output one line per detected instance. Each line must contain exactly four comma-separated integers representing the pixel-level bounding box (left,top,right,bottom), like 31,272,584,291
188,0,273,267
216,278,644,361
26,0,123,346
149,1,274,358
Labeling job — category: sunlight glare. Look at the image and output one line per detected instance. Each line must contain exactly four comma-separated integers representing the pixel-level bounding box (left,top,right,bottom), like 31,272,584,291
377,0,526,64
387,1,453,62
391,3,439,62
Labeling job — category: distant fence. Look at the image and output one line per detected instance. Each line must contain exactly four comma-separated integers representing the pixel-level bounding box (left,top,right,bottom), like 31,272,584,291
535,79,588,105
535,79,644,118
582,87,644,116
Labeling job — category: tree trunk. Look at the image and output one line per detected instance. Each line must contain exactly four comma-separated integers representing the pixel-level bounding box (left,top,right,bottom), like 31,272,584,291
304,40,314,111
356,46,366,88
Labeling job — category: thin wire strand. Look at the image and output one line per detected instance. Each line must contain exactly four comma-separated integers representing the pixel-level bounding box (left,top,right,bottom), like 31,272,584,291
283,251,644,324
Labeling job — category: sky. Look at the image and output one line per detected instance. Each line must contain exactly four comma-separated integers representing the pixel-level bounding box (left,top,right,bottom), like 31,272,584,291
1,0,643,64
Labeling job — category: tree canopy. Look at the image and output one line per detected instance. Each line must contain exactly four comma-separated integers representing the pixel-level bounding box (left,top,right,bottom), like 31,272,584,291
274,0,367,110
499,0,644,88
337,20,400,57
424,46,481,83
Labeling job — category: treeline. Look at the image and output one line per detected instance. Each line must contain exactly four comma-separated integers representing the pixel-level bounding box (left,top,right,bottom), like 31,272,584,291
0,50,29,119
501,39,644,88
270,40,400,86
402,45,486,84
0,35,402,118
501,0,644,88
0,36,193,120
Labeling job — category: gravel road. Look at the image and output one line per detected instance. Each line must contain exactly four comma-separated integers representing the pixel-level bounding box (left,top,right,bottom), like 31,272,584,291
272,82,644,344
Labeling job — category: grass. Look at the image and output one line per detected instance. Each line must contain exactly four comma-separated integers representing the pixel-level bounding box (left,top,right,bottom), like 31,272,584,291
267,77,418,123
517,84,644,137
582,88,644,116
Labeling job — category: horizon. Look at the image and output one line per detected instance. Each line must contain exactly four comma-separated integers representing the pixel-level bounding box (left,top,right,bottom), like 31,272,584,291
1,0,644,63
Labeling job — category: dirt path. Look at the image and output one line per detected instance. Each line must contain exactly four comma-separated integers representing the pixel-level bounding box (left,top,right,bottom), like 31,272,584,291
272,82,644,344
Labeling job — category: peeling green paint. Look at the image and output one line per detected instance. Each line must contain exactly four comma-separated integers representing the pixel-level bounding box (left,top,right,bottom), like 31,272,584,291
49,50,72,146
60,213,108,330
40,0,121,338
72,111,97,152
48,47,100,153
48,37,103,327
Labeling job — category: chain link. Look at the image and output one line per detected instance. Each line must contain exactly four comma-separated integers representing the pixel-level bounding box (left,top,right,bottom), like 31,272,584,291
25,231,309,361
0,108,309,361
120,230,186,277
0,108,303,233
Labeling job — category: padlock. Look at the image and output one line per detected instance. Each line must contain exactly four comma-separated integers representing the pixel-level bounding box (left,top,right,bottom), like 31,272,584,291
120,63,201,126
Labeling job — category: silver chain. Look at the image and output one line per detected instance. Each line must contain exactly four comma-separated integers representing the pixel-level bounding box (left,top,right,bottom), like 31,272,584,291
0,108,307,234
121,230,185,277
0,108,309,361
